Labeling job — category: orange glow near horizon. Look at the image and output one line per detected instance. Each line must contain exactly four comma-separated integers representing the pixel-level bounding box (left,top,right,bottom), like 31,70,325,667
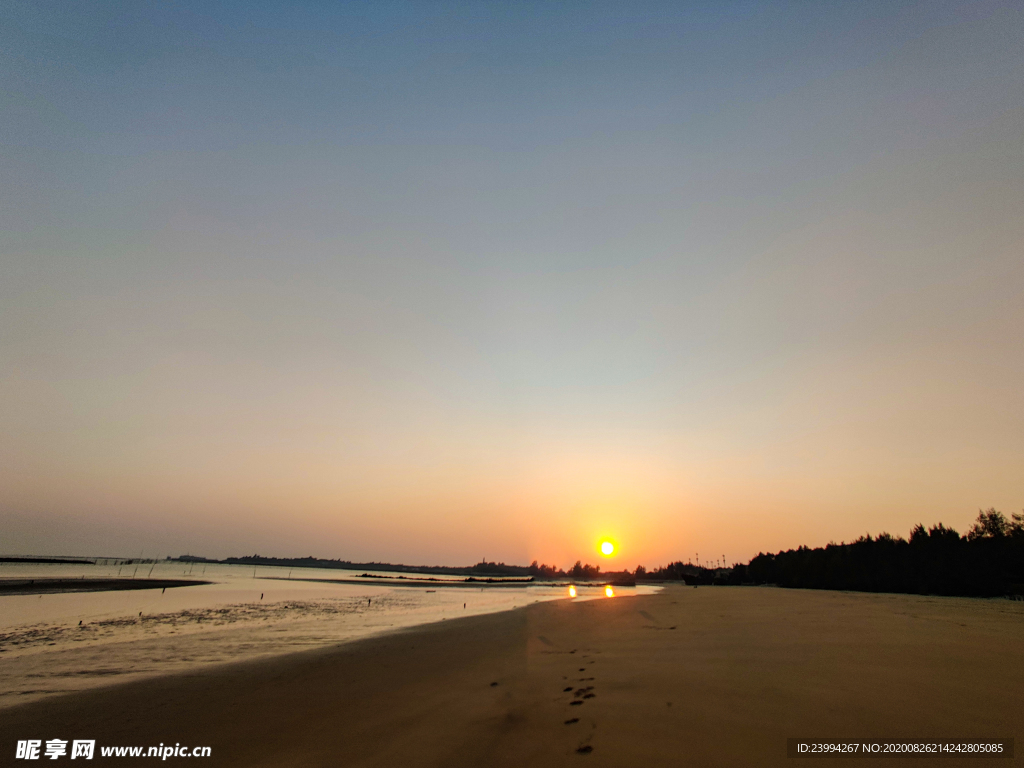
2,3,1022,575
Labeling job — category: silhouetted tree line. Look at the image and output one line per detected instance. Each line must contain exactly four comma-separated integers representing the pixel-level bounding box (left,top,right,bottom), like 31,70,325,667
528,560,618,581
569,561,602,579
220,555,541,577
204,554,635,581
641,561,718,585
528,561,565,578
739,509,1024,597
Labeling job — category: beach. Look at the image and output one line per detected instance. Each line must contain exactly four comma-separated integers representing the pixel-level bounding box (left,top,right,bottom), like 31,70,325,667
1,562,628,708
3,585,1021,766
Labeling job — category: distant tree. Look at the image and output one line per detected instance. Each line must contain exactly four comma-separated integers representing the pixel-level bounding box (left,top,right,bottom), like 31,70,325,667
530,562,562,579
926,523,961,542
726,563,748,585
567,561,601,580
634,565,646,577
968,508,1009,540
910,524,927,544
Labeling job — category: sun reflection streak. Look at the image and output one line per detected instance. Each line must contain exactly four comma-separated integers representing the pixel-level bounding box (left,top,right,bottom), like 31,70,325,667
604,585,614,598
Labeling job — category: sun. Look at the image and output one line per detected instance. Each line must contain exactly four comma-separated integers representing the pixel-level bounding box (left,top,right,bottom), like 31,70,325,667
600,541,615,557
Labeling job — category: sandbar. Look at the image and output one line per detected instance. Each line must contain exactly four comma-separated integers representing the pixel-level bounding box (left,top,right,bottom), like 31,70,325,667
0,579,211,597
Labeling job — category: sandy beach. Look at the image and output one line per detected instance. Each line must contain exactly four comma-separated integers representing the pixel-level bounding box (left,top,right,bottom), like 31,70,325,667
0,562,611,708
2,585,1021,766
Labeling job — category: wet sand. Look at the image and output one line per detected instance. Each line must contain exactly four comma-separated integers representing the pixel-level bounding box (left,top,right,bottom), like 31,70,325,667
0,578,210,596
2,586,1021,766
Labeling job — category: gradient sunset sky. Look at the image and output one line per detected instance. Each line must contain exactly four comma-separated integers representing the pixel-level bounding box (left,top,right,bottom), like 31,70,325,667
2,1,1022,568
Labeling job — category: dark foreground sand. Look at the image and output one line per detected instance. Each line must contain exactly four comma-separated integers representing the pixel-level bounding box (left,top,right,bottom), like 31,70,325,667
2,586,1021,767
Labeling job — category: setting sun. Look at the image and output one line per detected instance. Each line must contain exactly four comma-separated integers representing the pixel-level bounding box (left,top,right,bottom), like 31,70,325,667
600,541,615,556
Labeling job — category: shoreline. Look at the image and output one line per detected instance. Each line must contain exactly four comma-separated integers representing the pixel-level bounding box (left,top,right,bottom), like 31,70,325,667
262,575,537,588
2,586,1020,766
0,580,584,709
260,575,639,589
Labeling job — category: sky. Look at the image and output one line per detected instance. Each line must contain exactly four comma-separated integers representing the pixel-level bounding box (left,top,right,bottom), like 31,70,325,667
2,0,1022,569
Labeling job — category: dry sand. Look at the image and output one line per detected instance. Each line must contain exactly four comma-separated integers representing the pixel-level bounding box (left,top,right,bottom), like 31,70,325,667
2,586,1021,766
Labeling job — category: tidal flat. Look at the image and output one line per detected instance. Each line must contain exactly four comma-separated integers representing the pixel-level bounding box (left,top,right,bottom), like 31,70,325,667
0,561,635,708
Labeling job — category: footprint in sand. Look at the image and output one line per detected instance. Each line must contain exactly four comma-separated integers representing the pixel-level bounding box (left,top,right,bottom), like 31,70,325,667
570,701,583,706
563,686,574,692
576,745,593,754
564,717,579,725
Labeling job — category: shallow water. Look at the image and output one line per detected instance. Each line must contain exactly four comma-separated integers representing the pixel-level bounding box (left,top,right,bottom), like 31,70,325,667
0,561,658,708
